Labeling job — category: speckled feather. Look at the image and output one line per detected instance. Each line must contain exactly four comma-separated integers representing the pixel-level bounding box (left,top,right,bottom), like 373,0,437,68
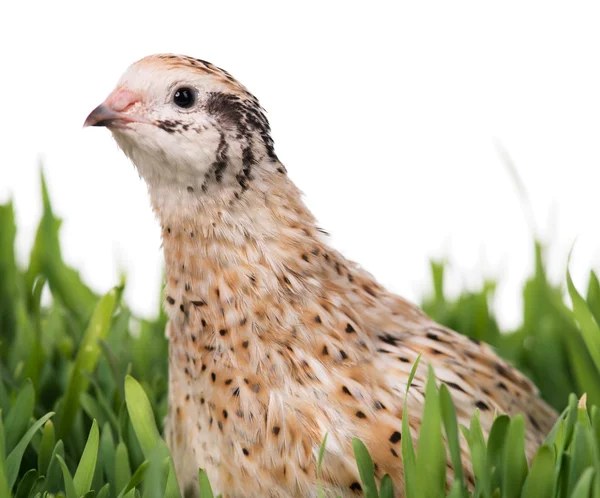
90,54,557,498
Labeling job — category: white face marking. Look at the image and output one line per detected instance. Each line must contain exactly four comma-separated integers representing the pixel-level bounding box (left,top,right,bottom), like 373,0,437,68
109,61,228,189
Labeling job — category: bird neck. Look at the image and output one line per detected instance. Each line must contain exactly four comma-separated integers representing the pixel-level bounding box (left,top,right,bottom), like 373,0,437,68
155,158,380,375
155,160,328,311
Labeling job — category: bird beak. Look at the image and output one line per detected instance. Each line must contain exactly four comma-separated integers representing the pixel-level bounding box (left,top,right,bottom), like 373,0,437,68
84,89,151,128
84,104,133,128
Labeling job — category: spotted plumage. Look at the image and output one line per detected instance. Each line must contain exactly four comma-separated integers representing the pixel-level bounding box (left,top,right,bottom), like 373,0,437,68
85,54,557,497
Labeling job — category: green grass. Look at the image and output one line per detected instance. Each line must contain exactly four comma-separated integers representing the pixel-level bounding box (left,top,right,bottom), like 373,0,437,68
1,172,600,497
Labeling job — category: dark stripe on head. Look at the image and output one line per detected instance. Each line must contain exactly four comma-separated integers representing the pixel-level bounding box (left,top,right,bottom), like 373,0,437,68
209,132,229,182
205,92,276,160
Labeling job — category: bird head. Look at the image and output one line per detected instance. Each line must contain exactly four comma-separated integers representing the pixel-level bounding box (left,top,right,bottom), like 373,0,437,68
85,54,277,195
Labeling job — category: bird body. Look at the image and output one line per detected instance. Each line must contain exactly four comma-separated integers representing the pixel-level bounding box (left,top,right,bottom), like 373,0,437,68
85,54,557,497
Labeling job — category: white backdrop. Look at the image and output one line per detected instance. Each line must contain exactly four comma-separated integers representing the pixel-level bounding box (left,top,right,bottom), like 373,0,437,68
1,1,598,329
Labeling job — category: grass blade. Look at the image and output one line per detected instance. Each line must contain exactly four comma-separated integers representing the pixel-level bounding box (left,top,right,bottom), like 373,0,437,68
502,415,528,498
14,468,37,498
57,286,121,440
440,384,465,487
6,411,54,489
97,482,111,498
569,467,594,498
124,376,162,458
465,409,490,496
520,445,555,498
44,439,66,491
317,432,328,498
487,415,510,491
586,271,600,328
401,354,422,498
379,474,394,498
4,379,34,451
56,454,78,498
125,375,181,498
73,419,99,495
116,459,148,498
567,266,600,371
352,438,378,498
198,468,215,498
567,416,593,496
0,202,19,359
37,419,55,475
100,422,117,493
115,441,132,494
416,365,446,497
0,412,10,498
142,448,167,498
26,170,98,324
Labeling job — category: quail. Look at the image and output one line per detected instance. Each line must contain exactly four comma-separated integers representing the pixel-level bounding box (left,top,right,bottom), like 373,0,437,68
85,54,557,497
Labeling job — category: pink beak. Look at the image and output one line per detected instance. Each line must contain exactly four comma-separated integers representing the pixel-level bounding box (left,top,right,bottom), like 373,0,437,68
84,88,151,128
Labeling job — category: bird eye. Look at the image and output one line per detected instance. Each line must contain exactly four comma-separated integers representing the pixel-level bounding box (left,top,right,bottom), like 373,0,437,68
173,87,196,108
